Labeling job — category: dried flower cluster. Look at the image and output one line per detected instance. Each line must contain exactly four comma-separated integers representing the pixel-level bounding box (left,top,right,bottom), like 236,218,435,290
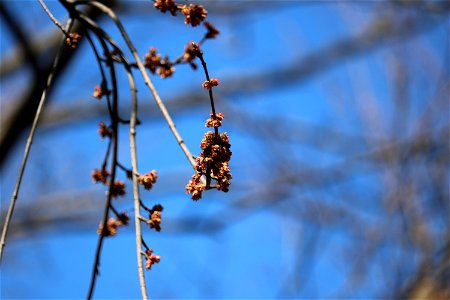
138,170,158,190
144,248,161,270
97,213,129,237
66,32,81,49
187,114,232,200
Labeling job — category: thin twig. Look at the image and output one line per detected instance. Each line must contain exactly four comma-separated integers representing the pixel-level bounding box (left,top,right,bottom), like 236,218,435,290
83,29,114,117
197,54,218,117
0,19,74,262
126,64,149,299
87,29,120,300
38,0,69,36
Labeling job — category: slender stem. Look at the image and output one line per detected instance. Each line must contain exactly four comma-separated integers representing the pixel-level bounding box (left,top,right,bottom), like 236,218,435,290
83,29,113,117
197,54,217,116
38,0,69,36
140,199,153,213
87,33,120,300
141,238,150,251
0,19,74,262
126,63,149,299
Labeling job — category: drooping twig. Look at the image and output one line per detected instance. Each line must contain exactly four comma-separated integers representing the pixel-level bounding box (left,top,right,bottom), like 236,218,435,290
0,19,74,261
86,27,120,300
196,51,219,138
126,63,149,299
74,0,198,170
38,0,69,36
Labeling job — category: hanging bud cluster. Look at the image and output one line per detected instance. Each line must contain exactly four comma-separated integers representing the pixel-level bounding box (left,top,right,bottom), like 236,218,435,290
96,213,130,237
144,248,161,270
154,0,207,27
186,113,232,200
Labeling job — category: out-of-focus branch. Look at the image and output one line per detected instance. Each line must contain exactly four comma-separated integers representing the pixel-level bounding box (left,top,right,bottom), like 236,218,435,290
30,12,446,132
0,3,40,76
0,0,116,169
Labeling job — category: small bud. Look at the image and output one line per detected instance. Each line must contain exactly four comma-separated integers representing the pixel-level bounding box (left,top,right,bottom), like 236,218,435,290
66,32,81,49
180,4,207,27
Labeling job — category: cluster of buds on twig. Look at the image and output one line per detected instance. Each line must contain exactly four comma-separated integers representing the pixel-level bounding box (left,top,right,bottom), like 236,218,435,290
138,170,158,190
66,32,81,49
202,78,219,90
147,204,164,232
144,2,219,78
97,121,112,140
93,85,110,99
187,113,232,200
144,248,161,270
91,169,126,198
97,212,129,237
154,0,207,27
91,168,110,184
143,48,175,78
110,180,126,198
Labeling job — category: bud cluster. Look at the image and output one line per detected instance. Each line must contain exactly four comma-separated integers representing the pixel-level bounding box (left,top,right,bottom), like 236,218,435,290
66,32,81,49
144,248,161,270
144,47,175,78
98,121,112,140
186,113,232,200
93,85,110,99
154,0,207,27
147,204,164,232
138,170,158,190
97,212,129,237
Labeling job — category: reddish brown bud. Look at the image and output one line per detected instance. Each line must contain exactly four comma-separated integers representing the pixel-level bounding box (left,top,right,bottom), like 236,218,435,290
138,170,158,190
93,85,109,99
66,32,81,49
180,4,207,27
184,41,202,62
154,0,178,16
97,218,119,237
202,78,219,90
91,169,110,184
144,47,162,74
98,121,112,140
145,249,161,270
157,57,175,78
204,22,220,39
110,180,126,198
